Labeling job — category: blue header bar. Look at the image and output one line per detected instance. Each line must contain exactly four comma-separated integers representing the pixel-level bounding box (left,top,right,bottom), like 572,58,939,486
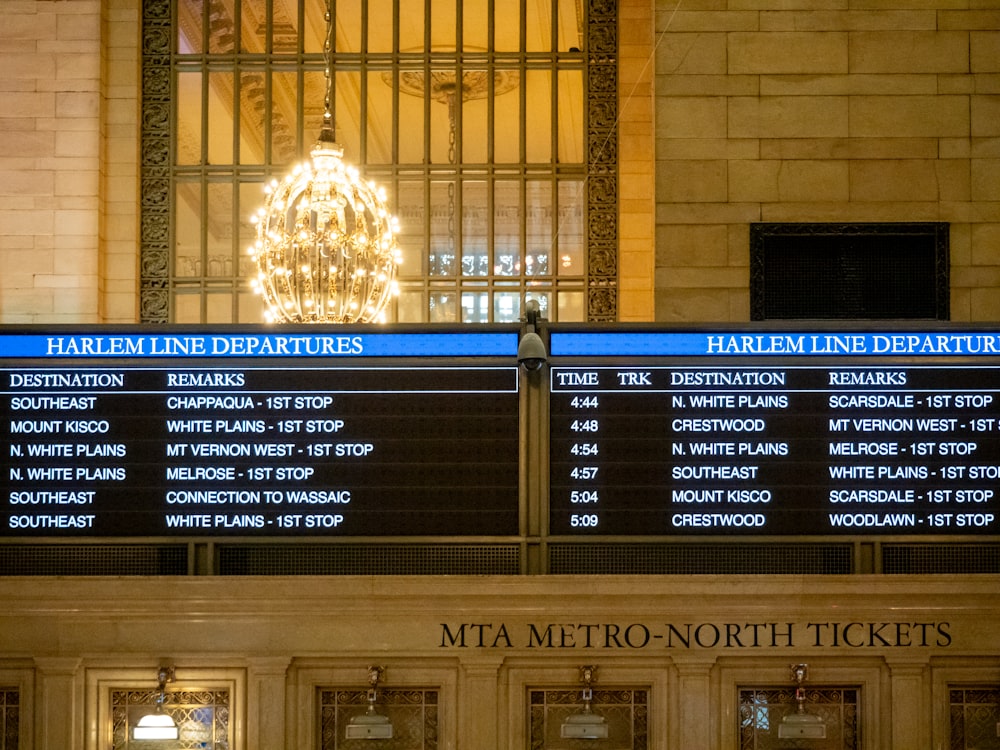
551,331,1000,357
0,332,518,359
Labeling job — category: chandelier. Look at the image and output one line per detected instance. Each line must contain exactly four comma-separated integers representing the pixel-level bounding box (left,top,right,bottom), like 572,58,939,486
249,5,401,323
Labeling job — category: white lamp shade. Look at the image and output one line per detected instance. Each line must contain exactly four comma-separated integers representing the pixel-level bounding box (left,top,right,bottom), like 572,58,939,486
132,711,179,740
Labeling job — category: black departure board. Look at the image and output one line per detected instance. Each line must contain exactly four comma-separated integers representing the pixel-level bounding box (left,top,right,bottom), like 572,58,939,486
549,331,1000,536
1,329,519,537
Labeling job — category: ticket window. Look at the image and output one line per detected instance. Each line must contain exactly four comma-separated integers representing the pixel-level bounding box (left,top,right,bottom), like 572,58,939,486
737,685,860,750
949,687,1000,750
528,686,649,748
112,685,231,748
318,686,438,749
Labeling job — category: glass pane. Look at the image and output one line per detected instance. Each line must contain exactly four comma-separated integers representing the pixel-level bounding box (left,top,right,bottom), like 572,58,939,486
494,180,520,275
526,291,551,319
462,94,488,164
525,70,551,162
174,182,202,277
173,292,202,323
176,71,203,165
271,0,301,54
558,0,583,53
239,70,266,165
494,292,520,322
270,70,300,165
334,71,362,161
461,291,488,322
177,0,203,54
208,71,234,165
462,181,488,276
429,181,457,276
207,3,235,54
238,290,265,323
557,179,584,276
206,182,234,277
206,292,234,323
396,290,426,322
303,70,326,148
430,70,456,164
494,75,520,163
495,0,519,52
526,180,552,276
430,0,457,50
367,71,393,163
463,0,488,50
399,0,425,51
240,0,268,53
558,290,584,321
303,1,325,54
237,181,261,280
398,72,425,163
526,0,552,52
557,69,583,163
430,291,458,322
333,1,361,53
396,181,427,276
369,0,395,52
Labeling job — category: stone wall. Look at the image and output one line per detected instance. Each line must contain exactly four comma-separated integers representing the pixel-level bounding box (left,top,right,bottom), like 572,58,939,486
0,1,104,323
654,2,1000,322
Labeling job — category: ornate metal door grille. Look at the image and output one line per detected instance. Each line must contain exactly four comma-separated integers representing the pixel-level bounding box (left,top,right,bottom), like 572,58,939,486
950,687,1000,750
0,689,17,750
111,687,230,749
319,687,438,750
738,686,859,750
529,687,648,750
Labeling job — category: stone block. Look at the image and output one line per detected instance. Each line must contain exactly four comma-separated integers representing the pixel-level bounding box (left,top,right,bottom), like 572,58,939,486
972,96,1000,137
971,160,1000,200
936,159,972,201
850,31,969,73
971,223,1000,265
940,11,1000,31
669,11,760,32
658,139,760,160
656,160,728,203
970,288,1000,321
728,160,780,203
761,74,935,96
850,95,968,137
779,160,850,202
729,32,848,74
656,97,727,139
655,223,730,266
657,33,727,75
760,10,936,32
657,74,759,97
729,96,849,139
971,32,1000,72
851,160,942,201
655,288,731,322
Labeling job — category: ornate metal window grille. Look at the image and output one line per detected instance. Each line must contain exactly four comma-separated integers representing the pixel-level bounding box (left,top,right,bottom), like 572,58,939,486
111,687,230,749
950,687,1000,750
738,686,859,750
750,222,949,321
319,687,438,750
140,0,618,324
529,687,648,749
0,688,17,750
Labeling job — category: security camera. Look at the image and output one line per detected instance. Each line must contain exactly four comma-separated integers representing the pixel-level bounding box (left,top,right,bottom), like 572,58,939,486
517,331,547,371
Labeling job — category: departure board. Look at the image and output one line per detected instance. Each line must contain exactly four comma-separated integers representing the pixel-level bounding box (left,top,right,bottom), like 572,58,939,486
1,329,519,537
550,330,1000,536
